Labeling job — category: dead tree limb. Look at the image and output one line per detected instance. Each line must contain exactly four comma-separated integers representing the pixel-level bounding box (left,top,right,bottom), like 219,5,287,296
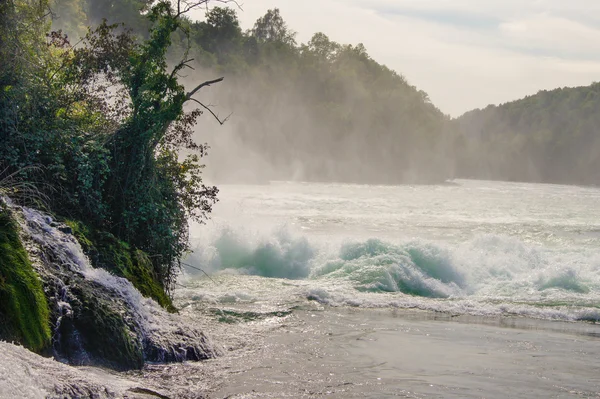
176,0,243,17
189,98,232,125
185,77,224,100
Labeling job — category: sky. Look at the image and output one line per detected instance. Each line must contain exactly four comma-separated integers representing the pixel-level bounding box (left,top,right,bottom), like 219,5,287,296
192,0,600,117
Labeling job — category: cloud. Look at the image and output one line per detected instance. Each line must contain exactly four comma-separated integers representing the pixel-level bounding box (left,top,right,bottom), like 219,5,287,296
192,0,600,116
499,14,600,60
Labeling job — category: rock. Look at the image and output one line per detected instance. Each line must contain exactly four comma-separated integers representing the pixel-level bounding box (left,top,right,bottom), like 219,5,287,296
0,341,175,399
11,203,219,370
57,225,73,235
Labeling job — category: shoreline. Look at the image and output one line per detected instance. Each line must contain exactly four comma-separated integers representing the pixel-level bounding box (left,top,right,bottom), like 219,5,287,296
3,300,600,398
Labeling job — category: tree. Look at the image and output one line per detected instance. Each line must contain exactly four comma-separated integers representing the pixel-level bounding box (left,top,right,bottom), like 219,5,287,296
189,6,244,65
306,32,339,61
84,0,152,35
251,8,296,46
0,0,234,293
49,0,87,38
72,0,233,288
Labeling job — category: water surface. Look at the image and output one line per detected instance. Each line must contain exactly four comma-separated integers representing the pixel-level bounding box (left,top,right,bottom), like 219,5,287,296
181,179,600,397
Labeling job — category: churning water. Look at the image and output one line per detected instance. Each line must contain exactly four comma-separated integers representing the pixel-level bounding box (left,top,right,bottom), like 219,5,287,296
4,180,600,398
186,179,600,322
178,179,600,398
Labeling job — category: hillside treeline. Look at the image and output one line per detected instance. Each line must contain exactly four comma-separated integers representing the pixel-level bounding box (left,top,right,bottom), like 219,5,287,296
454,83,600,185
188,8,452,184
43,0,600,186
51,0,454,184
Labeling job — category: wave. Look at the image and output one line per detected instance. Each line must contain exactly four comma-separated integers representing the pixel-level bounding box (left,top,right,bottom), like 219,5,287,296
188,227,314,279
185,226,600,304
311,239,464,298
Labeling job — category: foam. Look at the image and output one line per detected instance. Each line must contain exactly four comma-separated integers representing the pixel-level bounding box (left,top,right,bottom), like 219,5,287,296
184,224,600,321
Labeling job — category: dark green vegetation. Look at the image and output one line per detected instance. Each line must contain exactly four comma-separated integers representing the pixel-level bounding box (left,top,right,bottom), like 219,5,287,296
66,220,175,310
455,83,600,185
1,0,221,305
0,204,51,352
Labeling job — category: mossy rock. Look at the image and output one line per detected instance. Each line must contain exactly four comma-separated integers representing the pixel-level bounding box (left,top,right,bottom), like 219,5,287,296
65,220,175,311
55,281,145,370
0,204,51,352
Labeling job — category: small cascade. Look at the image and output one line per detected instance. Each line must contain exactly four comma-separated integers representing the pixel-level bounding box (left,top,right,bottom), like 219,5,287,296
10,202,219,370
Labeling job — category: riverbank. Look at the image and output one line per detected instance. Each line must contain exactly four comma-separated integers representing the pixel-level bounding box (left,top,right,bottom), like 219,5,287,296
4,294,599,398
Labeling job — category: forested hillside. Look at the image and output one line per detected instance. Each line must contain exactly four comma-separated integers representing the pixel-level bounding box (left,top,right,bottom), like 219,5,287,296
454,83,600,185
188,8,451,184
51,0,454,184
38,0,600,186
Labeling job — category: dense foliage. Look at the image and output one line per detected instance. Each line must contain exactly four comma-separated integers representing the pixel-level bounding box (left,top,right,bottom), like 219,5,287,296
455,83,600,185
0,0,222,295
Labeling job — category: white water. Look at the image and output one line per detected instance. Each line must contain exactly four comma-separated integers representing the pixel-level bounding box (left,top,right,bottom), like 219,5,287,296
21,206,157,338
186,179,600,321
18,205,218,364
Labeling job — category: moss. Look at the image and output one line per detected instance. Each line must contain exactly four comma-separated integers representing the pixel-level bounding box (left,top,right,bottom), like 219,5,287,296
65,220,175,311
0,205,51,352
66,282,145,370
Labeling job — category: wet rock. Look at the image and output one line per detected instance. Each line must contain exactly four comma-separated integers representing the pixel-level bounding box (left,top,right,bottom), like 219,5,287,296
0,341,175,399
57,225,73,235
10,203,219,370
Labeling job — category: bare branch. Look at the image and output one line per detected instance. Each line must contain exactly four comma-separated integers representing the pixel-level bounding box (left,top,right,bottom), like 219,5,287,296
185,77,224,99
189,98,232,125
169,57,195,81
176,0,209,17
175,0,243,18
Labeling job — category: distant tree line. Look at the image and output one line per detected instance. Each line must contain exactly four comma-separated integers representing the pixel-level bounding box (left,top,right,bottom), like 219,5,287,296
186,7,453,183
454,83,600,185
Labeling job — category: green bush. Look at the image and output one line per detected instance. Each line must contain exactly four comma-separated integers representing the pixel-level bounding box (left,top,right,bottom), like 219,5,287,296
1,0,219,299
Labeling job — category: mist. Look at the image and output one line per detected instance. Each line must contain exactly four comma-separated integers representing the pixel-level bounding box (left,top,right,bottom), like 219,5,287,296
49,1,600,187
175,7,455,185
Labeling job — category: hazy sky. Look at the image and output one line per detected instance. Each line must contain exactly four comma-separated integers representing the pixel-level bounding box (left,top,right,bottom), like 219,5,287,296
193,0,600,117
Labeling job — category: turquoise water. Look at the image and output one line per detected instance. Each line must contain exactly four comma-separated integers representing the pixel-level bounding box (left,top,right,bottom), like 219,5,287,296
186,179,600,321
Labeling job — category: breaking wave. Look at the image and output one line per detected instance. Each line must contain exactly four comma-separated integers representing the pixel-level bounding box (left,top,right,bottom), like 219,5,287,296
185,225,600,308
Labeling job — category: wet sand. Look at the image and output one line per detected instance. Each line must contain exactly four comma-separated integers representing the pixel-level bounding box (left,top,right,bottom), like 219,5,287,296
210,308,600,398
